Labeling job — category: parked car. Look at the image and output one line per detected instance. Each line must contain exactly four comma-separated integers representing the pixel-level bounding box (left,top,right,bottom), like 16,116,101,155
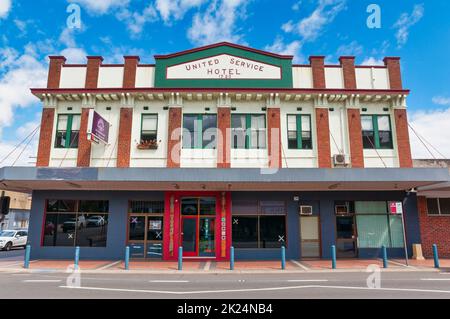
62,215,86,233
86,215,106,227
0,230,28,251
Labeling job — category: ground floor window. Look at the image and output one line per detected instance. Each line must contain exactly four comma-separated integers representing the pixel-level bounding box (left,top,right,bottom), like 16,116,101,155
427,198,450,215
43,200,109,247
232,201,286,249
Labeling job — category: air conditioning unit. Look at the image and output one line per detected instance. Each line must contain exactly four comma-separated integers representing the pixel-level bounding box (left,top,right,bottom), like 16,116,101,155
300,205,313,216
335,205,349,215
333,154,348,167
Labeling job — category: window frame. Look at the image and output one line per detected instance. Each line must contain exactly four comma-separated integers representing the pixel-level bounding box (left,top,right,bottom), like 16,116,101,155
231,113,267,150
427,198,450,216
54,114,81,149
140,114,158,143
182,113,217,149
361,114,393,150
286,114,312,150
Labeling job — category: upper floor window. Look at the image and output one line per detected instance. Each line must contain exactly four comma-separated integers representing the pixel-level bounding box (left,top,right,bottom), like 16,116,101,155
231,114,266,149
287,114,312,150
361,115,393,149
427,198,450,216
55,114,81,149
140,114,158,143
182,114,217,149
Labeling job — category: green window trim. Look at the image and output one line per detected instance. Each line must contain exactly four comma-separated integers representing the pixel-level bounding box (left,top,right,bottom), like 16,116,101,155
231,114,266,149
55,114,81,149
182,114,217,149
362,114,393,150
140,114,158,142
287,114,312,150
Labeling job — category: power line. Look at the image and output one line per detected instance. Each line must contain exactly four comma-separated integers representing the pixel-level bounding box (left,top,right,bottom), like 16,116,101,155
408,123,447,159
0,125,40,166
12,127,39,166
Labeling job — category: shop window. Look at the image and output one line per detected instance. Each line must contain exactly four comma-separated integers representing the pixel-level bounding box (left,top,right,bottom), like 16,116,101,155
43,200,109,247
231,114,266,149
232,200,286,249
55,114,81,149
129,201,164,214
361,115,393,150
182,114,217,149
140,114,158,143
287,114,312,150
427,198,450,215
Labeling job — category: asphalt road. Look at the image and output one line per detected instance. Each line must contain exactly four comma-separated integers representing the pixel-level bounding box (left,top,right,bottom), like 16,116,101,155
0,247,25,262
1,270,450,299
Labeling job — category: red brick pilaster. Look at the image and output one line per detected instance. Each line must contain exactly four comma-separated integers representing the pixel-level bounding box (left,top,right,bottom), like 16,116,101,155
267,107,282,169
309,56,326,89
85,56,103,89
117,108,133,168
384,57,403,90
347,108,364,168
315,108,332,168
77,108,92,167
167,107,182,168
36,108,55,167
123,56,140,88
217,107,231,168
47,56,66,89
394,108,413,168
340,56,356,89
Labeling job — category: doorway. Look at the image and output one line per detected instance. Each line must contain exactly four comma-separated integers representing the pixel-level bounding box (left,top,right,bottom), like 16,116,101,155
180,197,216,257
300,216,321,258
335,215,357,258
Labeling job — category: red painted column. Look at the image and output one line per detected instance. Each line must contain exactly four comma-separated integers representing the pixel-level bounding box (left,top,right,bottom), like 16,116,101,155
340,56,356,89
394,108,413,168
347,108,364,168
117,108,133,168
47,56,66,89
217,107,231,168
384,57,403,90
36,108,55,167
315,108,332,168
267,107,282,169
77,108,92,167
167,107,182,168
123,56,140,88
85,56,103,89
310,56,326,89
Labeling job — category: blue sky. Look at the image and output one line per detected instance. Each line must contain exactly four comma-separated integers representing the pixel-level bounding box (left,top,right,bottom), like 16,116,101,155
0,0,449,165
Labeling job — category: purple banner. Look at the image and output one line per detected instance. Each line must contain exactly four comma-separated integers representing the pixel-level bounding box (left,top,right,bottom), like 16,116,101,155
90,111,109,144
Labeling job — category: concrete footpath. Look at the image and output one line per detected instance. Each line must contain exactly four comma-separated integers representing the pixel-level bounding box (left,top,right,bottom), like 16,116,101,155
1,258,448,274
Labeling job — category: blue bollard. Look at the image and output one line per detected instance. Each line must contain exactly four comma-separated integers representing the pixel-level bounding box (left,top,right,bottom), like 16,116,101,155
230,246,235,270
125,246,130,270
331,245,337,269
74,246,80,269
281,246,286,270
24,244,31,269
433,244,440,269
178,247,183,271
382,245,388,268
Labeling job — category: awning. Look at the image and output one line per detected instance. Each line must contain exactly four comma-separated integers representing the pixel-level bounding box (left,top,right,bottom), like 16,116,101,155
1,167,449,192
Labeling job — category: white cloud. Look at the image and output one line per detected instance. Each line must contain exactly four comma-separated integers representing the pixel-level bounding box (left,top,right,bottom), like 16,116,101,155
0,0,11,19
284,0,346,41
187,0,250,45
432,96,450,106
60,47,87,63
336,41,363,56
409,108,450,159
394,4,424,48
116,4,158,36
156,0,207,24
361,57,384,66
265,37,303,63
68,0,129,15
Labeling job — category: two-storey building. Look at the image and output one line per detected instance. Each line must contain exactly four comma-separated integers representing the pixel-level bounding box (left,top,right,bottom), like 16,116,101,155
1,42,448,261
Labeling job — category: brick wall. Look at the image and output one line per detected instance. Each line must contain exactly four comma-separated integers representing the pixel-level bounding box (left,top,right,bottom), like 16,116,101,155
384,57,403,90
36,108,55,167
217,107,231,168
47,56,66,89
418,196,450,258
347,108,364,168
123,56,140,88
117,108,133,168
267,108,282,169
315,108,332,168
394,108,413,168
309,56,326,89
85,56,103,89
167,107,182,168
77,108,92,167
340,56,356,89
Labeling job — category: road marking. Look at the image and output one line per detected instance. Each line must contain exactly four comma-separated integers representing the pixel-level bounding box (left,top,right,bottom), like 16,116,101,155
149,280,189,283
420,278,450,281
96,261,121,271
23,278,62,283
290,260,309,271
203,261,211,271
287,279,328,282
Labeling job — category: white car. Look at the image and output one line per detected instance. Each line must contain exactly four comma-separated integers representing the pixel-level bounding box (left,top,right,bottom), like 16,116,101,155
0,230,28,251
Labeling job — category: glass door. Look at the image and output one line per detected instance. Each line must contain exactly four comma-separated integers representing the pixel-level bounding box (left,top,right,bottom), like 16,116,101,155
300,216,321,258
336,215,357,258
182,217,198,255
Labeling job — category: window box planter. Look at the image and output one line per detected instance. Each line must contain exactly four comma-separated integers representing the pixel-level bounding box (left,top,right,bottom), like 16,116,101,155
137,140,158,150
